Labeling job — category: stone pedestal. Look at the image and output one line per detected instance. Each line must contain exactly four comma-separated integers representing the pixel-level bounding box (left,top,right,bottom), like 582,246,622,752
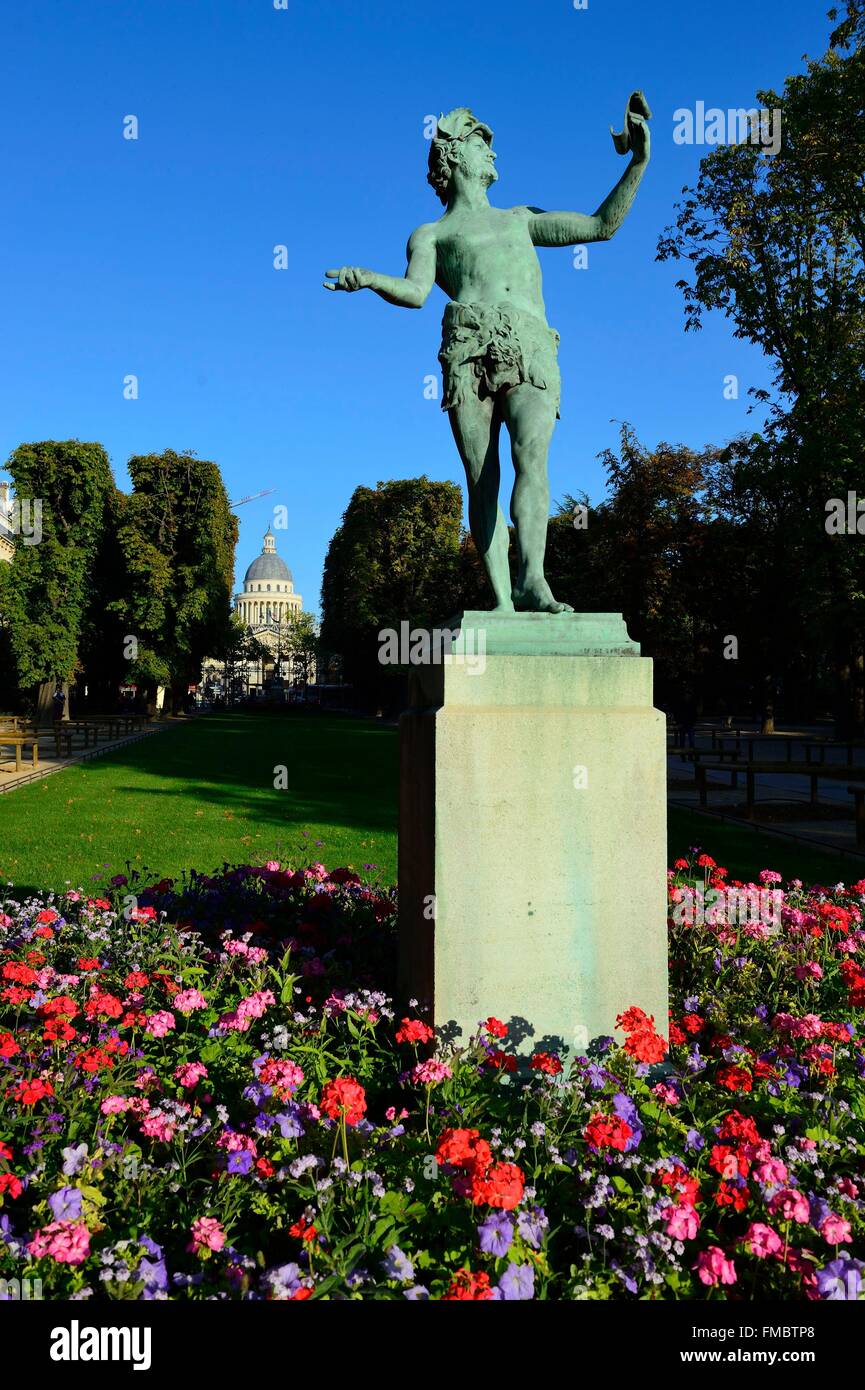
398,612,667,1056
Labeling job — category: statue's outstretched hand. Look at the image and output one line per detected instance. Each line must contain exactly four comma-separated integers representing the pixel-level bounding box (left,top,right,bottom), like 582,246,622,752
628,113,650,163
610,90,651,163
323,267,372,292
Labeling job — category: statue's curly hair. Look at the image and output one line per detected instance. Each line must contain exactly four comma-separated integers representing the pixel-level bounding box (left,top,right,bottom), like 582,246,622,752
427,107,494,205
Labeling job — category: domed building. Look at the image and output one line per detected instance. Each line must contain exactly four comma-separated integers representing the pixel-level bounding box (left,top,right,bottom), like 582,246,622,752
236,528,302,627
200,529,313,702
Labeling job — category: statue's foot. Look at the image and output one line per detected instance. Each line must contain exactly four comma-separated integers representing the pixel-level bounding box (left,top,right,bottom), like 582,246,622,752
490,600,516,614
512,578,574,614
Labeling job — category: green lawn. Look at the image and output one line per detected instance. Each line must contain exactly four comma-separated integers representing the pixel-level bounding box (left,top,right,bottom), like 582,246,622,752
0,713,399,895
0,712,855,895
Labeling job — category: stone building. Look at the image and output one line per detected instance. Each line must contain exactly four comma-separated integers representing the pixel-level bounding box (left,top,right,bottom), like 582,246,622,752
200,528,313,700
0,482,15,564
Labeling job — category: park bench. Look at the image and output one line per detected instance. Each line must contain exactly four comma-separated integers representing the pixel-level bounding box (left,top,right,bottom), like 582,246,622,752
848,786,865,849
0,731,40,773
693,759,865,821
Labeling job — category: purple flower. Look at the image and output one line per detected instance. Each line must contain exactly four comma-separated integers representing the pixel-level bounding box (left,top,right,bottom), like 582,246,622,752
262,1263,305,1299
478,1211,514,1258
516,1205,548,1250
275,1104,305,1140
495,1261,535,1301
612,1093,643,1152
382,1244,414,1283
226,1150,254,1175
816,1256,864,1300
48,1186,83,1222
404,1285,430,1300
61,1143,88,1176
685,1128,705,1153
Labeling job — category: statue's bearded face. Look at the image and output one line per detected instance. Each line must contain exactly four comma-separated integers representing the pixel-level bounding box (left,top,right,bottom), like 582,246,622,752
457,131,498,187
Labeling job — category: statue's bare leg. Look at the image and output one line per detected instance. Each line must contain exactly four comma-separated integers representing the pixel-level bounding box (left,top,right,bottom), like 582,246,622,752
448,394,514,612
501,384,574,613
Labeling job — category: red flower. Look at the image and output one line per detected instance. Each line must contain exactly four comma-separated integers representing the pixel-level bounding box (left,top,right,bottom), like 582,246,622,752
77,958,101,972
470,1161,525,1210
2,962,38,985
716,1065,753,1094
616,1006,651,1033
0,1172,22,1199
682,1013,704,1034
443,1268,494,1301
35,909,58,924
655,1164,701,1207
529,1051,563,1075
486,1049,517,1072
43,1019,76,1046
435,1128,492,1174
124,972,150,991
1,987,30,1006
696,854,716,868
320,1076,367,1126
84,992,123,1020
669,1022,687,1047
289,1217,318,1242
33,926,55,940
484,1017,508,1039
39,996,79,1019
395,1018,434,1045
714,1181,750,1212
624,1028,667,1064
0,1032,21,1059
11,1076,54,1105
584,1113,633,1153
255,1157,274,1178
718,1110,760,1144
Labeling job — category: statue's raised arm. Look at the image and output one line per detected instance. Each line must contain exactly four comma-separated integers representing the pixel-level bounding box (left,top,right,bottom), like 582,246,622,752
528,90,651,248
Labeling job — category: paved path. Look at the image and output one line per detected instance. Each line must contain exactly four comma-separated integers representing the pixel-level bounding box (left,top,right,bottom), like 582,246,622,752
0,722,171,794
667,721,865,860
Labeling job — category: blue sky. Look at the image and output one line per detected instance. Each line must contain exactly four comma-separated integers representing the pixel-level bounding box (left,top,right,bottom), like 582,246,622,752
0,0,831,613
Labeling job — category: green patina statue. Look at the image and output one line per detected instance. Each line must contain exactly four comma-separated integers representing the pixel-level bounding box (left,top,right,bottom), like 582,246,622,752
325,93,651,613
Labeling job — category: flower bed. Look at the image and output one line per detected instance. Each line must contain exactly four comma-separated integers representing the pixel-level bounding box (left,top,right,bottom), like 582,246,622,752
0,853,863,1300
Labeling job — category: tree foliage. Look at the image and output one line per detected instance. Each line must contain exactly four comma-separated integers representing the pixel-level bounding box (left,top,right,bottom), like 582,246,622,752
0,440,115,688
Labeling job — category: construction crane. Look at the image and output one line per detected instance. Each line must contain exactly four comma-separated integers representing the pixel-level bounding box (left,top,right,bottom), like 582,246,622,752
229,487,276,510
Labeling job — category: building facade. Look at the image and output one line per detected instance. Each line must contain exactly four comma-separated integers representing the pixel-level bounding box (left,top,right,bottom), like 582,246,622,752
201,528,313,701
0,482,15,564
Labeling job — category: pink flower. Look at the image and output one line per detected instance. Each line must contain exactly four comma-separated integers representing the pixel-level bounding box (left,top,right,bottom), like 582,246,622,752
744,1222,783,1258
175,1061,208,1088
665,1203,699,1240
174,989,208,1014
100,1095,130,1115
820,1214,852,1245
188,1216,226,1255
28,1220,90,1265
794,962,823,981
753,1157,788,1187
651,1082,679,1107
218,989,275,1033
693,1246,737,1287
265,860,280,871
768,1188,810,1223
144,1010,176,1038
140,1113,177,1142
411,1059,453,1086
